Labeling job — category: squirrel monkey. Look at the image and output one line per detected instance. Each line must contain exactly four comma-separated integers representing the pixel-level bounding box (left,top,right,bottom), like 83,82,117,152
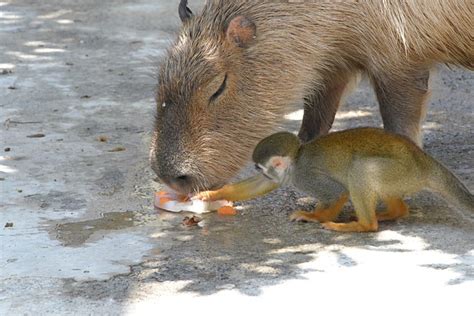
199,128,474,232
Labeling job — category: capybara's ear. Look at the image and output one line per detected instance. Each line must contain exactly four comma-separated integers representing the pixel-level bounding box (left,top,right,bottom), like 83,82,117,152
226,16,256,48
179,0,193,23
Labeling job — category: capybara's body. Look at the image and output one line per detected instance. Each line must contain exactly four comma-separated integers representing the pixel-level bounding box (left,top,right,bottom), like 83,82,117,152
151,0,473,193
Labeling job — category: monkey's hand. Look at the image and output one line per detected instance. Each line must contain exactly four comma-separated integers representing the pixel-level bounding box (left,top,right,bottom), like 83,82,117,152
196,174,279,202
195,188,226,201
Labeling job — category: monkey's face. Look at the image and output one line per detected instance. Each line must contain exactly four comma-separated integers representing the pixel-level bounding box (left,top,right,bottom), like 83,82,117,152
252,132,299,186
255,156,292,185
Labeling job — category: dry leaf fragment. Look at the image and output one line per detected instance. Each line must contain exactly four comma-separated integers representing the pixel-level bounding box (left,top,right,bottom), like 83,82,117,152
108,146,125,152
182,216,202,227
27,133,45,138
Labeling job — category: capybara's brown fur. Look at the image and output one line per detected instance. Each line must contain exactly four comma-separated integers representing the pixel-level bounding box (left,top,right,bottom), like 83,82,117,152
150,0,473,194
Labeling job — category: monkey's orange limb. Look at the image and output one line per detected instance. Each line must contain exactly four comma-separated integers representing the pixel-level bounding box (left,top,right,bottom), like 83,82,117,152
197,174,279,202
377,197,409,221
322,188,378,232
289,194,349,222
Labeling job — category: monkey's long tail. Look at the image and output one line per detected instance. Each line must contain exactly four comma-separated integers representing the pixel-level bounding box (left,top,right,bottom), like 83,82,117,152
427,158,474,214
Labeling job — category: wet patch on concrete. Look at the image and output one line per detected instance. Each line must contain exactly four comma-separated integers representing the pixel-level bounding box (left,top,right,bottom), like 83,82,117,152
54,211,136,247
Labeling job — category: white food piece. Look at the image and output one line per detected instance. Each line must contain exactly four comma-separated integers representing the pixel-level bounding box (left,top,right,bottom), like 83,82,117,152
155,191,232,214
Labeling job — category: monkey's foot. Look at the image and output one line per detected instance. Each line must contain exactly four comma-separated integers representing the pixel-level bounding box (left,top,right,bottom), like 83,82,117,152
322,221,378,232
290,194,349,223
377,198,409,221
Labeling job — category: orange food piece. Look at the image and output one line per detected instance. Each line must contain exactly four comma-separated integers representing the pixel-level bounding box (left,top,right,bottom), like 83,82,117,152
156,191,169,197
217,206,237,216
159,197,172,205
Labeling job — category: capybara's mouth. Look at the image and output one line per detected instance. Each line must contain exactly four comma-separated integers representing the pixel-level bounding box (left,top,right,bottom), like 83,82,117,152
160,177,223,196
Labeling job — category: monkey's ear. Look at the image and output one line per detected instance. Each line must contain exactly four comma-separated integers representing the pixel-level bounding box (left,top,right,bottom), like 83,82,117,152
226,16,256,48
179,0,193,23
270,156,289,171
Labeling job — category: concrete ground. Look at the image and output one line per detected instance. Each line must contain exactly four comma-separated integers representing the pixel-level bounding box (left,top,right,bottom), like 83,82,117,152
1,1,473,315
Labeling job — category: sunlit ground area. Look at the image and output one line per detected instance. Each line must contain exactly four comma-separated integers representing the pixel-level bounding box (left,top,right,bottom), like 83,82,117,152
0,0,473,315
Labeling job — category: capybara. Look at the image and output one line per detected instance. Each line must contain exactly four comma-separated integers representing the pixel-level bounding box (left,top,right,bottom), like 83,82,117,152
150,0,473,194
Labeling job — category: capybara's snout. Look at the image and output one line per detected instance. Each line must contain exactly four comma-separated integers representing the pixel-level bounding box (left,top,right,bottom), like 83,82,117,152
150,147,202,194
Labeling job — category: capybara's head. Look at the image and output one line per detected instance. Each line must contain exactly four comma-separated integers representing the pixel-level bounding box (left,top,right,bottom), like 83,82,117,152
150,1,290,194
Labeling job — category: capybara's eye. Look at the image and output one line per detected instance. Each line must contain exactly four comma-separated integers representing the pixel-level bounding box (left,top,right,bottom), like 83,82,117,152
159,101,172,111
210,74,227,102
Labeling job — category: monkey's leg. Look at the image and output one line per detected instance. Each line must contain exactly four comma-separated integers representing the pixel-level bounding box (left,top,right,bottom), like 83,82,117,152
372,70,430,146
290,193,349,223
298,73,353,143
377,197,409,221
322,189,378,232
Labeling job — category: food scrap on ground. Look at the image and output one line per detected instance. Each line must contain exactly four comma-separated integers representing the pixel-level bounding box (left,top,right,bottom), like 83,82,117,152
182,216,202,227
97,136,108,142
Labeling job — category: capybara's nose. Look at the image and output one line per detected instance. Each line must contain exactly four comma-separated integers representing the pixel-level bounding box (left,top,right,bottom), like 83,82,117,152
164,174,198,194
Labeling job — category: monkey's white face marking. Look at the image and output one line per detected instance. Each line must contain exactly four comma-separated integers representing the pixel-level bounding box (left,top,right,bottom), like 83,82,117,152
257,163,266,172
256,163,273,181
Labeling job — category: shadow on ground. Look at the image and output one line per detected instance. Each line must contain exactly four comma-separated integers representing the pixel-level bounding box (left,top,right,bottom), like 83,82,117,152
61,110,474,302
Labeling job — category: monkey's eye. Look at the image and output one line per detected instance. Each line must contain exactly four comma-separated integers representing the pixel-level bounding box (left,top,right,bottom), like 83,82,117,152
210,74,227,102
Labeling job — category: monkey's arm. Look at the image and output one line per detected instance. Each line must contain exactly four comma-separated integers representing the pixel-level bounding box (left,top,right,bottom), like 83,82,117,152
196,173,279,202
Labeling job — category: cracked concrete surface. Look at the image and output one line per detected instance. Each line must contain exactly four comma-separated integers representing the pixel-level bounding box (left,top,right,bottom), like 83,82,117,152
0,1,473,315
